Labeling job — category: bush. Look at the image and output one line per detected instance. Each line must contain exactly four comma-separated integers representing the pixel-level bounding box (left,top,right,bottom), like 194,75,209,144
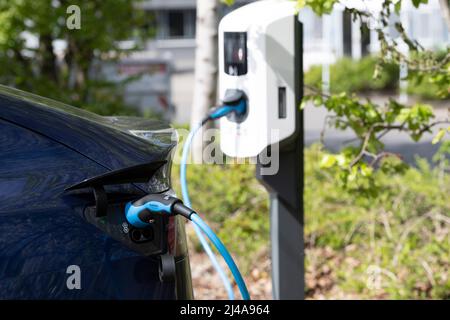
407,76,448,101
304,144,449,299
172,143,450,299
305,55,447,100
305,56,399,94
171,163,270,271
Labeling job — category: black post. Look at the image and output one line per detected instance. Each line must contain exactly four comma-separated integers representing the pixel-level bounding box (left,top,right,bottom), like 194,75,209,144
256,17,304,300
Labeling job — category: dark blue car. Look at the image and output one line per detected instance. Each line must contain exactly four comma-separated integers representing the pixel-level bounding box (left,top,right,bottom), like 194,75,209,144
0,85,193,299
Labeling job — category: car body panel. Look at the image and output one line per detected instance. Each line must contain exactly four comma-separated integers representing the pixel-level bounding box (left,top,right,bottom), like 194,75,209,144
0,85,177,171
0,86,192,300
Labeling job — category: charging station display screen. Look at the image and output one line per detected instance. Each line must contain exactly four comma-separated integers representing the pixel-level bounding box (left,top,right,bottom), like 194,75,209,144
224,32,247,76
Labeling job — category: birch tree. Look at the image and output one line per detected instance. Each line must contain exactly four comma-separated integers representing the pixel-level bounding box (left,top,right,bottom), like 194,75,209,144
190,0,220,162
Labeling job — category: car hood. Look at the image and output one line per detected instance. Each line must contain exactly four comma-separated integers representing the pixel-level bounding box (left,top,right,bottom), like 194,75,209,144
0,85,177,171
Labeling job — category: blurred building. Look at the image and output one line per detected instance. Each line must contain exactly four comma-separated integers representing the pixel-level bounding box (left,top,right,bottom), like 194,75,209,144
140,0,254,123
137,0,449,123
301,0,449,69
93,53,174,119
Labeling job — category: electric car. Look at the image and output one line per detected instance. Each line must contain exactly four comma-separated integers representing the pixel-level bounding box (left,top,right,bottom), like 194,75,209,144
0,85,193,299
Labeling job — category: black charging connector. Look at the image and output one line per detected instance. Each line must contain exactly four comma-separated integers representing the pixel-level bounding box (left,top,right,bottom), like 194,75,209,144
172,202,196,220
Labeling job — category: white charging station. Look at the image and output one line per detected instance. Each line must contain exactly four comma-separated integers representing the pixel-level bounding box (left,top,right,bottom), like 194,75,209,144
219,0,298,158
219,0,305,300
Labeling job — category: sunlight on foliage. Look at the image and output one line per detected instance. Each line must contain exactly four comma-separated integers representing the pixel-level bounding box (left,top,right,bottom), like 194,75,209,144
173,144,450,298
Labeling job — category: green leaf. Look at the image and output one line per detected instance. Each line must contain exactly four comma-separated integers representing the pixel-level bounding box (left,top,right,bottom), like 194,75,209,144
411,0,428,8
336,154,347,167
396,108,410,122
300,100,307,110
313,96,323,106
320,154,337,168
221,0,235,5
296,0,306,9
394,1,402,14
348,166,358,182
415,103,434,120
360,163,373,177
432,128,446,145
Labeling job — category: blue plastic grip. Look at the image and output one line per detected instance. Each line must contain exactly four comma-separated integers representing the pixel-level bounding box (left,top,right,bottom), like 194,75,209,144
125,201,171,228
209,100,246,120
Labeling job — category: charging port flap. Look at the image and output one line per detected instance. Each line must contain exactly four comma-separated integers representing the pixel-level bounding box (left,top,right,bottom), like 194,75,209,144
65,160,167,217
63,160,170,257
65,160,167,191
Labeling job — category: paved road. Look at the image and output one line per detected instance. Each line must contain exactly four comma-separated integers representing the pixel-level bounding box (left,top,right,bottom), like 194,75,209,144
304,100,449,164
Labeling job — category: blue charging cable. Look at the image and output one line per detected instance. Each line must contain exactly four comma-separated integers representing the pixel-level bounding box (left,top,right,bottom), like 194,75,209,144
180,121,235,300
125,97,250,300
125,95,250,300
179,97,248,299
208,98,246,120
124,194,250,300
190,213,250,300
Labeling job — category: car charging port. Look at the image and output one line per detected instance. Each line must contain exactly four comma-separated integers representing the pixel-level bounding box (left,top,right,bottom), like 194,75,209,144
130,226,154,243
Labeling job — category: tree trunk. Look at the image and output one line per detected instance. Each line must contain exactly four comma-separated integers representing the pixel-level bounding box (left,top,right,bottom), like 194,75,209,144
39,34,59,83
439,0,450,30
190,0,220,163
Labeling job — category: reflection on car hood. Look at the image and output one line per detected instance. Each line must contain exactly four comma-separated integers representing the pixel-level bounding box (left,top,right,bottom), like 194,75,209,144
0,85,177,171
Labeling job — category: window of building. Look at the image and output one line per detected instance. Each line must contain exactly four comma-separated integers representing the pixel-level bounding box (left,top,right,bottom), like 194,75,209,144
156,9,196,40
168,11,185,38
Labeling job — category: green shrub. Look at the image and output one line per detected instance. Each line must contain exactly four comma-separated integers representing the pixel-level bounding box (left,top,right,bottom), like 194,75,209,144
407,76,448,101
172,143,450,298
172,163,270,271
305,55,447,100
305,56,399,94
304,144,449,299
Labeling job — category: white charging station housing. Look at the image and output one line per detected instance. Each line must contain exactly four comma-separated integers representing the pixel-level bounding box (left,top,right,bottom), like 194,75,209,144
219,0,299,158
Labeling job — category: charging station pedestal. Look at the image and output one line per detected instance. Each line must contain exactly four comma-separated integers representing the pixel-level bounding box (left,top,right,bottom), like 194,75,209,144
256,112,304,300
256,16,303,299
219,1,304,299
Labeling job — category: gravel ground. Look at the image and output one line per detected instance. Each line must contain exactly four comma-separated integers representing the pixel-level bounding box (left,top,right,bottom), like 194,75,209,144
190,251,272,300
186,224,272,300
188,225,359,300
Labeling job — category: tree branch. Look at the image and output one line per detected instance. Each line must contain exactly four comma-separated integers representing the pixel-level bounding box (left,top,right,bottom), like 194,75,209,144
369,151,402,167
350,124,377,167
350,121,450,168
